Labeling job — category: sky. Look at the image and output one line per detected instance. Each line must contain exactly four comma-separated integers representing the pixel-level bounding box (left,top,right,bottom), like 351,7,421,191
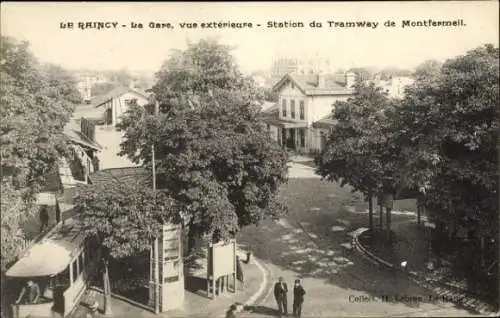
2,1,499,75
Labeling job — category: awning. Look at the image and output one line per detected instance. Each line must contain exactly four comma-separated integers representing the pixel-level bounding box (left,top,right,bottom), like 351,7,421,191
6,219,84,278
6,241,75,277
263,118,308,129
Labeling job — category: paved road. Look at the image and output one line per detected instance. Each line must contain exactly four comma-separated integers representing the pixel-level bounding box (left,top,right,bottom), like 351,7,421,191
238,162,477,317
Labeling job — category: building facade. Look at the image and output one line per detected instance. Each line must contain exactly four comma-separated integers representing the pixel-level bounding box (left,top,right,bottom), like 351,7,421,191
92,86,149,126
265,72,355,152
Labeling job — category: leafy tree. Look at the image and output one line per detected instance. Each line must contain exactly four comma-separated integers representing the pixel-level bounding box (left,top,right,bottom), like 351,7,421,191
0,183,37,268
396,45,499,287
41,63,82,104
0,36,78,266
379,67,413,80
74,179,178,314
348,67,374,81
413,59,442,79
91,82,119,97
316,79,397,231
398,44,499,239
117,39,288,252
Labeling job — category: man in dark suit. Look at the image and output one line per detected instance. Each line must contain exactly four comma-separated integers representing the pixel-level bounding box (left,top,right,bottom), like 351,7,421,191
293,279,306,318
274,277,288,317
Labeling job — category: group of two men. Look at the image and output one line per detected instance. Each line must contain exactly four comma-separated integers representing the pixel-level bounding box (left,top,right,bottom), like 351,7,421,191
274,277,306,318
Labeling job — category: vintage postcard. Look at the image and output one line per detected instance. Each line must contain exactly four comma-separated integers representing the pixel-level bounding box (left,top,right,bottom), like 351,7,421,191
1,1,499,318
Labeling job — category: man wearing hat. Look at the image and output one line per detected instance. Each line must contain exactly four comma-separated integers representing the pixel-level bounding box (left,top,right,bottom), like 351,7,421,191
274,277,288,317
293,279,306,318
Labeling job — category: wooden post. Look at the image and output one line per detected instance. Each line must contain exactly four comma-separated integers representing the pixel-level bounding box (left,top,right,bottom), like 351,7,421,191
154,237,160,313
386,207,392,241
212,276,216,300
417,205,421,225
368,194,374,230
480,236,485,268
233,272,236,293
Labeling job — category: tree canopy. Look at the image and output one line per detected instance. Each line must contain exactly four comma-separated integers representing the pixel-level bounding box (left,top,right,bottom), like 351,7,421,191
397,44,499,238
316,44,499,243
0,37,79,266
412,59,442,80
117,38,288,246
74,179,178,259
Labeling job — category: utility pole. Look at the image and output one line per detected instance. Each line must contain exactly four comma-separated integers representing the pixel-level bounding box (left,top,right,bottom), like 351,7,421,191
152,100,160,314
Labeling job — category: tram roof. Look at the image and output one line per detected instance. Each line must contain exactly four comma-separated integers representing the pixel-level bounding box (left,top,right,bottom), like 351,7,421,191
6,218,86,278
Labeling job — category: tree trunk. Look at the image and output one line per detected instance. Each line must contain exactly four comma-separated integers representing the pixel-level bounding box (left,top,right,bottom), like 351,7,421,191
379,204,383,229
480,236,485,269
417,205,421,225
102,258,112,316
386,207,392,241
187,221,197,256
368,194,374,230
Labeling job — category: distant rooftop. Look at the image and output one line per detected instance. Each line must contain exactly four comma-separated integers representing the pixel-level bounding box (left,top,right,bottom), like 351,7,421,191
91,86,149,107
273,73,354,96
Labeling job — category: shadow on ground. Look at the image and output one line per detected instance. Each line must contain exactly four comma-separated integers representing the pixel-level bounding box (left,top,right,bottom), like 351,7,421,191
238,178,477,315
244,305,280,316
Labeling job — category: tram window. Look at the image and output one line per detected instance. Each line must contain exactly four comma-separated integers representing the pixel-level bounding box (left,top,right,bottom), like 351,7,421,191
84,246,90,265
57,266,70,289
78,252,84,274
72,261,78,282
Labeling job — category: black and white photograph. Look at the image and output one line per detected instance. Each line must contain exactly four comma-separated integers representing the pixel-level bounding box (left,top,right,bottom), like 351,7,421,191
1,1,499,317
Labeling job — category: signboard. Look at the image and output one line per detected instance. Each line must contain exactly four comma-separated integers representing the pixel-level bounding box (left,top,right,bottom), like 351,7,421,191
159,224,184,311
209,240,236,279
148,223,184,312
207,239,237,299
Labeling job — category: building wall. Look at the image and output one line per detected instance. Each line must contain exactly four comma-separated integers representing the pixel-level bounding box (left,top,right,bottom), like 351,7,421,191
112,92,149,125
278,82,308,123
310,127,330,151
309,95,350,124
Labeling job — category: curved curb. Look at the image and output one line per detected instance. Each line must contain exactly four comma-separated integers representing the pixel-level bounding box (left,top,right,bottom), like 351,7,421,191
352,228,498,316
243,255,269,307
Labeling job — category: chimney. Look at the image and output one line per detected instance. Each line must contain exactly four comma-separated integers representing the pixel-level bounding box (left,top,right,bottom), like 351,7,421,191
345,72,356,88
317,74,326,88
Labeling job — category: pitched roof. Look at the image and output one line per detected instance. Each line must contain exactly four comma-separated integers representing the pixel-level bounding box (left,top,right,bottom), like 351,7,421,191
64,120,103,151
91,87,149,108
273,73,354,96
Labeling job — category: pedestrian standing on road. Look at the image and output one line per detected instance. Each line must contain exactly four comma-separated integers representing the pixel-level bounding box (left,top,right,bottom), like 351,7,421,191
39,205,49,232
236,256,244,290
274,277,288,317
225,304,237,318
292,279,306,318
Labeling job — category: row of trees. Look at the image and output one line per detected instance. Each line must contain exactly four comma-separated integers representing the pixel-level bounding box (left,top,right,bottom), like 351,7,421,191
316,44,498,275
1,37,81,267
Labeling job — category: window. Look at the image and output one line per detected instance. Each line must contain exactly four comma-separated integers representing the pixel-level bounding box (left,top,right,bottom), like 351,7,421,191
72,260,78,282
124,98,137,106
78,252,85,275
57,266,70,289
300,101,305,120
291,83,295,89
282,99,287,117
299,129,305,147
290,100,296,119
